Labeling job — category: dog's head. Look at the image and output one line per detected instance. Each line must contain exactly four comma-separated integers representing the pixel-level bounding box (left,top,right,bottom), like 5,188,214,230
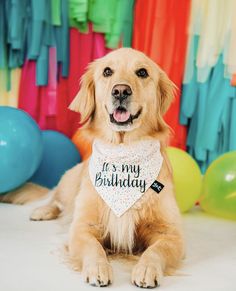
69,48,176,142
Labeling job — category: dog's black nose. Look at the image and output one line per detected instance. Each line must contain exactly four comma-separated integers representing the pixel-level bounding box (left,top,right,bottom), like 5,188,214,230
112,84,132,101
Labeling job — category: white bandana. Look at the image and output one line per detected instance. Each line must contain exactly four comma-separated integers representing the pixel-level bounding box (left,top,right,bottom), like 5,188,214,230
89,139,163,217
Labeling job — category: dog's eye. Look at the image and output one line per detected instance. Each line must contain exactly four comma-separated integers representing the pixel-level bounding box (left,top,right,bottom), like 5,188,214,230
136,68,149,78
103,67,113,77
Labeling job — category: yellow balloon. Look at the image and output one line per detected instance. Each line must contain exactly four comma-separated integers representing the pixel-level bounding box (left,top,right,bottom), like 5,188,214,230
166,147,202,213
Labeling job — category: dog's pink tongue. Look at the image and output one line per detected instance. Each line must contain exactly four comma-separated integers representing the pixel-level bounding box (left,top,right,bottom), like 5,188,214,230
113,110,131,122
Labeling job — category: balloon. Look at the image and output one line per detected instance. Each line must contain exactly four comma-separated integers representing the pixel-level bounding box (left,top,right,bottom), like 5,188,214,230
166,147,202,212
30,130,81,188
72,129,92,161
0,107,43,193
200,151,236,220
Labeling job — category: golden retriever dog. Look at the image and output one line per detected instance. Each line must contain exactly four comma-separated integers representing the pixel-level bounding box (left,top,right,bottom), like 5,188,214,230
2,48,184,288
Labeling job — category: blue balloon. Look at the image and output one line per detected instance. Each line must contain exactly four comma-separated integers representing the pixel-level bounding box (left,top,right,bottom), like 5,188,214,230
0,107,43,193
30,130,81,188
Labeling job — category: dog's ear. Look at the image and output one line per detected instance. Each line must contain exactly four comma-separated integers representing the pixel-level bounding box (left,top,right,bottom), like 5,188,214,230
158,70,176,115
69,63,95,123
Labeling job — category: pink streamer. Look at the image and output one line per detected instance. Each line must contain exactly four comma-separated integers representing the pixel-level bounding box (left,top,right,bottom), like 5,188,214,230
18,60,39,121
38,47,57,129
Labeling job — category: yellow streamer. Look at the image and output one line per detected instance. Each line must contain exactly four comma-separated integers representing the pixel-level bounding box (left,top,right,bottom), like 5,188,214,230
0,69,21,107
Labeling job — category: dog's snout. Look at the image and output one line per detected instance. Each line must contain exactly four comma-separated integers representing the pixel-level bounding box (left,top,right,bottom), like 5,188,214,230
112,84,132,101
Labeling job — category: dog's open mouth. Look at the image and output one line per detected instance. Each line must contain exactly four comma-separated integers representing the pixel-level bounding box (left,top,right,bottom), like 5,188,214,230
109,106,142,126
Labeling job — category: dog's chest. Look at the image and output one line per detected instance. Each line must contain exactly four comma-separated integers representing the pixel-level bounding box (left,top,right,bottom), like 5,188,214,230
101,188,160,254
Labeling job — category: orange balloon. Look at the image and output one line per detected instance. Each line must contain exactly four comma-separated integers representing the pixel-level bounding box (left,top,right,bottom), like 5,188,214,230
231,74,236,86
72,130,92,161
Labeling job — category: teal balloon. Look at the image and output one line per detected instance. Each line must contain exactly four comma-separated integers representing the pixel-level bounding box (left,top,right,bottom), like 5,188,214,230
0,107,43,193
30,130,81,188
200,151,236,220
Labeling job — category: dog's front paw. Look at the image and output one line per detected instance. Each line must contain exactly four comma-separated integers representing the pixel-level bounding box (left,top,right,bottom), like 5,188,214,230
82,261,113,287
132,262,163,288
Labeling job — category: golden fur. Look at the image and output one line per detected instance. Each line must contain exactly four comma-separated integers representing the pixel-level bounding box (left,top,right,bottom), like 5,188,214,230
1,48,185,288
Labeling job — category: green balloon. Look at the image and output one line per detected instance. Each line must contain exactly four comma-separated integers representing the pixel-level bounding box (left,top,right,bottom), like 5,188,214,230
200,151,236,220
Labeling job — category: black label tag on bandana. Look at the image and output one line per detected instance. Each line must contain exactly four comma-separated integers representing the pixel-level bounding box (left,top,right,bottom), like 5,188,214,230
150,180,164,194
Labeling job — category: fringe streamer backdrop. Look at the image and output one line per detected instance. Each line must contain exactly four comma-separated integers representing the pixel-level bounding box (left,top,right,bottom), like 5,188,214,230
0,0,236,170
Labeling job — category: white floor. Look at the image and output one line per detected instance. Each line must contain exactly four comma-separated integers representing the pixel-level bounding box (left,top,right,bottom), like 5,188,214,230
0,200,236,291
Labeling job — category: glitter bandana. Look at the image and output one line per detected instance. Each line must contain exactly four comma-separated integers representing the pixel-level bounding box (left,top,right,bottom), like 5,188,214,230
89,139,163,217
